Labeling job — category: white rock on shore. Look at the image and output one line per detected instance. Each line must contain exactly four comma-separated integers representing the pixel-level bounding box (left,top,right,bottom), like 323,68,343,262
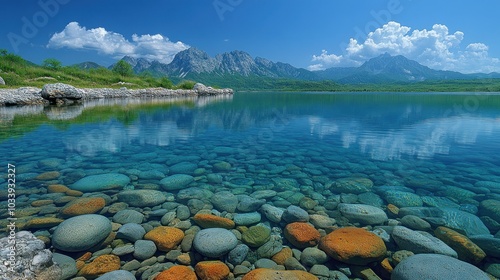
0,83,234,106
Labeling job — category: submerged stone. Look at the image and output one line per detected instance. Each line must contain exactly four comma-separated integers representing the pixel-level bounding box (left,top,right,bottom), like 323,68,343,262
71,173,130,192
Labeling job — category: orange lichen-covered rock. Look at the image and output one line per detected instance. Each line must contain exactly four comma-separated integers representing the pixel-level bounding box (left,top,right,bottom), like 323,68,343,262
144,226,185,251
48,184,70,193
60,197,106,217
36,171,60,180
192,213,235,229
76,252,93,262
242,268,318,280
195,261,230,280
284,222,321,249
271,246,293,265
65,189,83,197
434,226,486,265
77,254,120,278
387,204,400,217
24,217,63,229
319,227,387,265
155,265,197,280
31,200,54,207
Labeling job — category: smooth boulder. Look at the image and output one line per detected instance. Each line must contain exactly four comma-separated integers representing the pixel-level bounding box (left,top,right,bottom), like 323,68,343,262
71,173,130,192
52,214,111,252
391,254,489,280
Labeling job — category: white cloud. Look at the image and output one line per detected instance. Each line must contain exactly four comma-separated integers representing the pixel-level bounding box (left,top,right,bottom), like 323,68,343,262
48,22,189,63
310,21,500,73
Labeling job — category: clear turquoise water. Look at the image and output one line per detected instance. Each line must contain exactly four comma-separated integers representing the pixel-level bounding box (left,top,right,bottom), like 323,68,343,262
2,92,499,191
2,92,500,277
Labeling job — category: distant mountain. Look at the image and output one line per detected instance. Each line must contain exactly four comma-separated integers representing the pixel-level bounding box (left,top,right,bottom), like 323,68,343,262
73,61,104,70
98,48,500,86
318,53,500,83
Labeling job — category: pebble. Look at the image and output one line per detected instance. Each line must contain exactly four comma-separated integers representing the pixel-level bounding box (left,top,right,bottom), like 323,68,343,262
116,223,146,242
338,203,388,225
52,253,78,280
195,260,230,280
434,226,486,264
260,204,284,223
193,228,238,258
237,195,266,212
71,173,130,192
241,268,318,280
242,225,271,247
228,244,250,265
133,240,157,260
284,222,320,249
117,189,167,207
95,270,136,280
319,227,387,265
52,214,112,252
155,265,197,280
255,258,278,269
211,191,238,212
144,226,184,252
400,215,431,231
392,254,490,280
234,212,262,226
282,205,309,223
392,226,458,257
160,174,194,191
112,209,144,224
300,247,329,267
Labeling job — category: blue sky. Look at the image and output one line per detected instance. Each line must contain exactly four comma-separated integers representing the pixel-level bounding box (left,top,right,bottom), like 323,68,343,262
1,0,500,73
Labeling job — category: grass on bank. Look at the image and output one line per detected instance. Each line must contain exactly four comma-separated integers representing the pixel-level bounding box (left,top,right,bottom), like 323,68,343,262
0,50,195,89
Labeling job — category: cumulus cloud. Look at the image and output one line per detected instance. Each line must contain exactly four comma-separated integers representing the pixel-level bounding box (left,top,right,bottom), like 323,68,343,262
48,22,189,63
309,21,500,73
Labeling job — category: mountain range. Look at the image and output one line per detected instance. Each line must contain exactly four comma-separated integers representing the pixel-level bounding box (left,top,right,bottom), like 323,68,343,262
75,48,500,86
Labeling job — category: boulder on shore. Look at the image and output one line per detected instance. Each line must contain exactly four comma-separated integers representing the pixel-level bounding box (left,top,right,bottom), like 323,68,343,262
0,76,5,85
193,83,233,95
41,83,83,105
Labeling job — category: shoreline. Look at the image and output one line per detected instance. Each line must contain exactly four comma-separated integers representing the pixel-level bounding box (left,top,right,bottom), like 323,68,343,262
0,83,234,106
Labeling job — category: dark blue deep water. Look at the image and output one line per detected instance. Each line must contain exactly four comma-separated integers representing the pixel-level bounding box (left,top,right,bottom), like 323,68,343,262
1,92,500,279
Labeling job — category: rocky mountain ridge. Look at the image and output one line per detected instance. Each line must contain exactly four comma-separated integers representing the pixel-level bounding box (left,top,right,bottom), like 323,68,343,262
83,48,500,84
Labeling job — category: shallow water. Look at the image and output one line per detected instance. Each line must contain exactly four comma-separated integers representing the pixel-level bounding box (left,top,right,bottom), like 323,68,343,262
1,92,500,278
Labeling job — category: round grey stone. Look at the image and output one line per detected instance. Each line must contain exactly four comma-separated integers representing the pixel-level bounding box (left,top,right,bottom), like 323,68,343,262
176,205,191,220
52,253,77,280
300,247,329,267
112,209,144,224
260,204,284,223
211,191,238,213
392,254,490,280
227,244,250,265
71,173,130,192
116,223,146,242
160,174,194,191
52,214,111,252
133,240,157,260
234,212,262,226
282,205,309,223
95,270,136,280
112,244,134,256
193,228,238,258
338,203,388,225
400,215,431,231
255,258,278,269
392,226,457,257
117,190,167,207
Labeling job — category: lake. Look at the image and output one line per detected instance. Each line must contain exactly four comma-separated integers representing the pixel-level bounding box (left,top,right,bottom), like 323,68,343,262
1,92,500,279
